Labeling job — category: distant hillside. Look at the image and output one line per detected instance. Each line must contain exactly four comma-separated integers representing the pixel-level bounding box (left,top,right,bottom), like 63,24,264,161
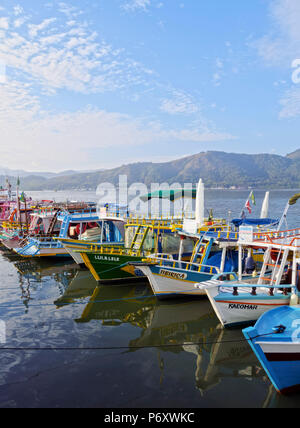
287,149,300,160
2,150,300,191
0,167,97,179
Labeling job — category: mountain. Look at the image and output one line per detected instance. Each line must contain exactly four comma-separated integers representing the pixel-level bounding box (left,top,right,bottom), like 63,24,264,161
1,151,300,190
286,149,300,160
0,167,97,179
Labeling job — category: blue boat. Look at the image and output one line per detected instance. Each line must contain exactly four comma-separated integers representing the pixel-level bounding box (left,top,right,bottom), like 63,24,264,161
13,205,124,259
243,305,300,395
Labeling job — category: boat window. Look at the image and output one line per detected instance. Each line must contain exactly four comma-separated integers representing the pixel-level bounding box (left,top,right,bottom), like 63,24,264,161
125,226,138,248
142,229,155,252
161,233,182,254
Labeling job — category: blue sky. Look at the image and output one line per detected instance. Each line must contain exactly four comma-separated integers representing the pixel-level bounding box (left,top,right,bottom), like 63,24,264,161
0,0,299,171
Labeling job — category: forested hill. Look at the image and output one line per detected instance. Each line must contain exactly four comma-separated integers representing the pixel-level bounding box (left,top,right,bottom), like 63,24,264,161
1,150,300,190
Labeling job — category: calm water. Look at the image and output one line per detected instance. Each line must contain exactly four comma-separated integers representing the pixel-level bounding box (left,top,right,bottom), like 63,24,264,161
1,189,300,409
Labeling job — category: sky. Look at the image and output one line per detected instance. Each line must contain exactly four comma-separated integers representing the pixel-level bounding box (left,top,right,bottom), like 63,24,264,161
0,0,300,172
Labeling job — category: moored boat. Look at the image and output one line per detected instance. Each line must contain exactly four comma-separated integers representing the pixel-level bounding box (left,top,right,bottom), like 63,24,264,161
77,216,184,284
13,203,100,258
57,204,127,266
243,305,300,395
197,227,300,327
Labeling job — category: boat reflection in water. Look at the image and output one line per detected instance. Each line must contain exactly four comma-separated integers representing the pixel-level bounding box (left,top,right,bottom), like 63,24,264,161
12,259,83,307
69,280,267,395
7,260,287,407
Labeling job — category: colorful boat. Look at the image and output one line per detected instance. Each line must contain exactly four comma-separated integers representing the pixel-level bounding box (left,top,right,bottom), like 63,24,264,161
130,231,225,299
243,305,300,395
78,216,185,284
1,205,56,250
197,227,300,327
129,215,276,300
57,204,127,266
13,203,102,258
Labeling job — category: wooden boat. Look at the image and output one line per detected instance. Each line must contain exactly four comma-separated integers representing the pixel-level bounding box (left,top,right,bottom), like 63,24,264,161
13,203,103,258
197,227,300,327
1,205,56,250
77,216,185,284
78,178,229,285
243,306,300,395
129,216,277,300
57,204,127,266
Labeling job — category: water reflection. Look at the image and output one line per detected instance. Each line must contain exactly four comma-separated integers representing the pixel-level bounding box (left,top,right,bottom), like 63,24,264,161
0,252,295,407
76,283,155,328
70,282,268,396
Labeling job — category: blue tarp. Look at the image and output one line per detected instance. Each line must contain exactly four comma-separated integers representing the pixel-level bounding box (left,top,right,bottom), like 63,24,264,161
231,218,279,228
203,250,239,273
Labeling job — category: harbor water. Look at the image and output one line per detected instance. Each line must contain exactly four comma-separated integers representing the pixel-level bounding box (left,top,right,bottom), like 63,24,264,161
1,189,300,408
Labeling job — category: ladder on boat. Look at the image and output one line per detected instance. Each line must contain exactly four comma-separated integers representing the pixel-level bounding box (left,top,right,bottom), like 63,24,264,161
58,214,71,238
46,210,60,236
130,225,150,252
258,246,289,287
190,237,214,267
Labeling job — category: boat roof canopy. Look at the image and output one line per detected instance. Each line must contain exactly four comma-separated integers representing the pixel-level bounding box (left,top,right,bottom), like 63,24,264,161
231,218,279,227
140,189,196,202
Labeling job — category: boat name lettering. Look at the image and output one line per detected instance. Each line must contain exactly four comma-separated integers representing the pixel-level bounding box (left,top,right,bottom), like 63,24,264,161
228,303,258,310
159,269,187,280
94,255,120,262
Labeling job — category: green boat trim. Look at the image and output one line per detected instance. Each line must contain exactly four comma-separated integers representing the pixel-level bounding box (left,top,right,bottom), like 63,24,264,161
79,249,148,283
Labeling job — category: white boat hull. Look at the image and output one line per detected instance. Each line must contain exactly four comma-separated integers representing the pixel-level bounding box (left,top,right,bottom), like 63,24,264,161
138,265,209,299
204,285,291,327
64,246,84,265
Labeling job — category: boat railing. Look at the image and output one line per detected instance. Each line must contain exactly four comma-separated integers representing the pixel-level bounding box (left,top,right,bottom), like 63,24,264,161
2,221,30,231
83,244,150,258
145,255,220,275
209,272,295,297
201,229,239,241
253,227,300,247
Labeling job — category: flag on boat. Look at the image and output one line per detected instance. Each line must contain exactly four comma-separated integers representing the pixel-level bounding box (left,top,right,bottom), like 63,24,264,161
19,192,26,203
243,191,256,215
245,200,252,214
289,193,300,206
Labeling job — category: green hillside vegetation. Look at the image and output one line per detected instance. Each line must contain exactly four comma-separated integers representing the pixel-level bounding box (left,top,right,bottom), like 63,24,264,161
1,150,300,190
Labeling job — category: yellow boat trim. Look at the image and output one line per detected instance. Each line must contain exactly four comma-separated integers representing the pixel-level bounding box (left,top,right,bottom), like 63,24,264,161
19,253,66,258
80,252,101,282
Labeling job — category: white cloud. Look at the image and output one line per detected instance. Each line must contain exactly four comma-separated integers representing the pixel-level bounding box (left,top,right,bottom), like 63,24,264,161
0,2,236,171
122,0,151,12
28,18,57,38
160,90,199,115
0,17,9,30
0,79,235,170
279,87,300,117
254,0,300,65
0,9,153,95
253,0,300,118
13,5,24,16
